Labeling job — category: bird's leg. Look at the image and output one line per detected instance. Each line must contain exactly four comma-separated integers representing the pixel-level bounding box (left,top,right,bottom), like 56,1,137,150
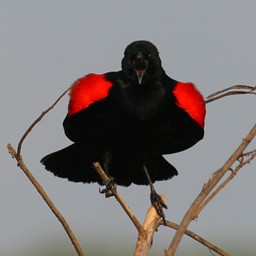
143,166,167,223
99,151,117,197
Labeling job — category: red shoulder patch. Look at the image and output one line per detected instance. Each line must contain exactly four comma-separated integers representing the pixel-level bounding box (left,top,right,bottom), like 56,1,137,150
68,73,113,116
173,82,206,128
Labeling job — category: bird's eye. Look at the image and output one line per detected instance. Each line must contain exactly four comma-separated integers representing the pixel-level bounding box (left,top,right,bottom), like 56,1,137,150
148,53,153,59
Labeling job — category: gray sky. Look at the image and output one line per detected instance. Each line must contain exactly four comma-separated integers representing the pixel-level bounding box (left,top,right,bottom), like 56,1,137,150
1,1,256,255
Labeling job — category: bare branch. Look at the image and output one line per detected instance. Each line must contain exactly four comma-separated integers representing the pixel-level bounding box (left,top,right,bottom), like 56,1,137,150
92,162,146,236
133,198,163,256
206,85,255,98
195,150,256,217
8,87,86,256
7,143,85,256
163,220,230,256
9,83,255,255
205,85,256,104
17,87,70,157
165,124,256,256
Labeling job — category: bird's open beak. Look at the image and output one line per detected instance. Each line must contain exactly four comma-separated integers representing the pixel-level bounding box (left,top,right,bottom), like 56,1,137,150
133,51,148,84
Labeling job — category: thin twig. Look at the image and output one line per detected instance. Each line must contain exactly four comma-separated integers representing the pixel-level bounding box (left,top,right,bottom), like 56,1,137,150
206,85,255,98
195,151,256,217
240,149,256,158
205,85,256,104
165,124,256,256
17,87,70,157
163,220,230,256
7,143,85,256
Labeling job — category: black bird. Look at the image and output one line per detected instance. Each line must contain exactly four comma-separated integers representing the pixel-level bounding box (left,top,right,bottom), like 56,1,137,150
41,40,206,217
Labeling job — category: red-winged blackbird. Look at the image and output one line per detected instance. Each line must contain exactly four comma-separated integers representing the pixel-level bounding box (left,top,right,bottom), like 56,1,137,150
41,40,205,198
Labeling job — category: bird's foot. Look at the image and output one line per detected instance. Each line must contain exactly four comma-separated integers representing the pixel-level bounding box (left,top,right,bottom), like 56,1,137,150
150,191,168,224
99,177,117,198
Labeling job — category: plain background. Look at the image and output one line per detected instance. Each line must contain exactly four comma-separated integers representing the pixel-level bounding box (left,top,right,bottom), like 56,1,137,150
1,1,255,255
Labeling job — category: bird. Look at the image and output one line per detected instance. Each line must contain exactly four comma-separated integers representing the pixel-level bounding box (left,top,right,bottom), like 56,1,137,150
41,40,206,217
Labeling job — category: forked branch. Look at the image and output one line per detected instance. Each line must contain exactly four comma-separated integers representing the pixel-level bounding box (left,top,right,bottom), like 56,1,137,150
93,164,230,256
7,143,85,256
195,149,256,217
205,85,255,103
165,124,256,256
8,87,85,256
7,84,255,256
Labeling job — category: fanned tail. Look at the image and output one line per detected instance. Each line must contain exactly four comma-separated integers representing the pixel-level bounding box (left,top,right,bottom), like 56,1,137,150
41,144,100,183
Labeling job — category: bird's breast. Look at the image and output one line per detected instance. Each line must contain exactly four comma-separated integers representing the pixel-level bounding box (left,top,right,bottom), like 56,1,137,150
115,82,166,121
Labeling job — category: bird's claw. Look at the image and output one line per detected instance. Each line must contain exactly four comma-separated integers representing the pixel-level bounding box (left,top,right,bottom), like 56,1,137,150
99,177,117,197
150,191,168,224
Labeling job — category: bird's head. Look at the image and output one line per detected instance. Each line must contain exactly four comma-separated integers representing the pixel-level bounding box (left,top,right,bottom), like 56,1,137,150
122,40,164,85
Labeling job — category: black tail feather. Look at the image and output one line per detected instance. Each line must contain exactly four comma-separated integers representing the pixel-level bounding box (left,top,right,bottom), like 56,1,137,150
41,145,178,186
41,144,100,183
109,155,178,186
146,155,178,183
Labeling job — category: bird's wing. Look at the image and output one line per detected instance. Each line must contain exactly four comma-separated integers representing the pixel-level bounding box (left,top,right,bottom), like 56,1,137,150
63,73,114,142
